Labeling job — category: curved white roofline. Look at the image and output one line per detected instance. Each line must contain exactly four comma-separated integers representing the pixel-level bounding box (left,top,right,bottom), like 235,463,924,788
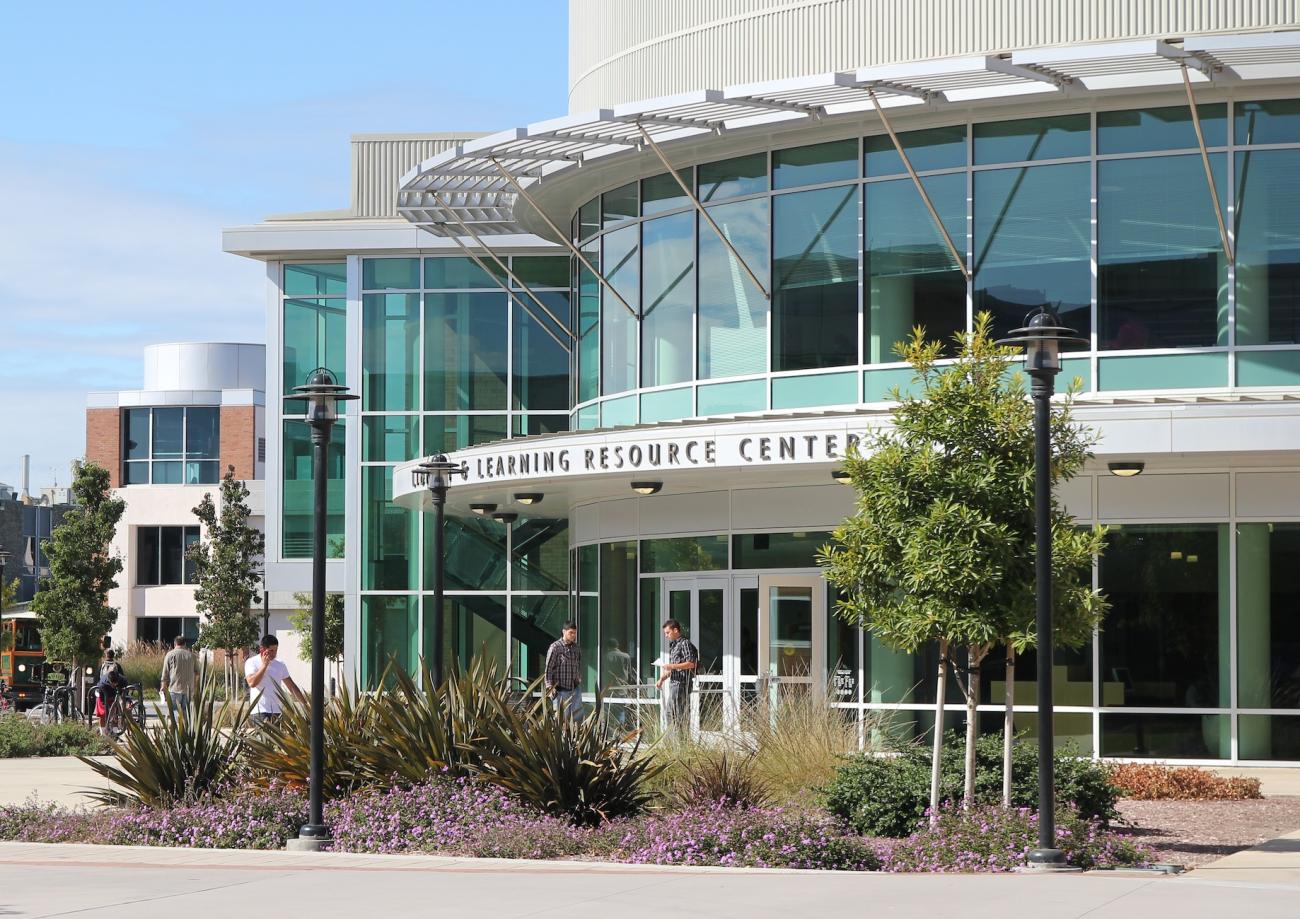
396,31,1300,241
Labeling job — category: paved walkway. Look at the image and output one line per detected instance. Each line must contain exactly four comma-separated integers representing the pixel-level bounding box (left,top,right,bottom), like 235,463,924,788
0,756,117,807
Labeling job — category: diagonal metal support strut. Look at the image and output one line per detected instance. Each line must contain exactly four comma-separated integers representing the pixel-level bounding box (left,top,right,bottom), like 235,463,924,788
634,121,771,300
1180,64,1235,266
430,192,573,354
868,89,971,282
486,157,638,318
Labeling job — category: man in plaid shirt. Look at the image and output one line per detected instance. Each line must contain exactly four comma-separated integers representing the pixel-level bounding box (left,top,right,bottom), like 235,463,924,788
655,618,698,734
545,621,583,719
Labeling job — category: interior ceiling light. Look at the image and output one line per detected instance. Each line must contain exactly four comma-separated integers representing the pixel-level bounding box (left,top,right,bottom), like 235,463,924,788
491,512,518,524
470,503,497,516
514,493,543,505
1108,462,1145,477
631,481,662,496
831,469,851,484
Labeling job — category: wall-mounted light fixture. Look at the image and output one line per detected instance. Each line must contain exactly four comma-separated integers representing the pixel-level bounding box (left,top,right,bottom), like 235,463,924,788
470,503,497,516
514,493,543,506
631,481,662,496
491,512,518,524
1108,462,1144,477
830,469,851,484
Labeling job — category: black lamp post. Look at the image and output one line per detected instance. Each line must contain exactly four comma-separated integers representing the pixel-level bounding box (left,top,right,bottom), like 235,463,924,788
413,455,467,688
286,367,356,847
997,309,1087,869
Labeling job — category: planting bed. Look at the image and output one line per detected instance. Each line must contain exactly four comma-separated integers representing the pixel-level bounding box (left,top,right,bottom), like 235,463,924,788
1114,797,1300,868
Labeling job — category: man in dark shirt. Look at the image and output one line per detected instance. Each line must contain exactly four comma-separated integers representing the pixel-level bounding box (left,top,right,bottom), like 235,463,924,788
544,621,583,719
655,619,698,734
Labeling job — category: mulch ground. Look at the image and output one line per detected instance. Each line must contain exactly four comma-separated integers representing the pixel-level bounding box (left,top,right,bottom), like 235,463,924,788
1114,797,1300,869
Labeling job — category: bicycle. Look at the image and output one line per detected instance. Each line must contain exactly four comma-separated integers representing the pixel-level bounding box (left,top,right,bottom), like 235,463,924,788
102,683,147,739
26,677,81,725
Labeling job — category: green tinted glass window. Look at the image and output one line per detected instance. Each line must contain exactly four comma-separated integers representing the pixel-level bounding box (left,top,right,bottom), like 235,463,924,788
578,198,600,240
424,292,508,411
1099,154,1227,349
773,138,858,189
152,408,183,458
514,414,569,436
124,409,149,460
642,170,691,216
578,544,598,593
1236,149,1300,345
699,198,769,379
362,466,418,591
576,242,600,403
602,182,638,227
514,294,570,410
434,515,506,591
698,152,768,202
362,258,420,290
185,407,220,459
361,596,417,688
733,531,831,568
602,226,639,395
283,298,347,396
974,163,1090,342
362,415,418,462
1236,99,1300,146
512,517,569,591
281,420,344,559
974,114,1090,164
510,256,569,288
641,211,695,388
511,594,572,685
599,541,637,692
864,125,966,176
1098,104,1226,154
284,263,346,296
434,595,509,679
866,174,966,362
422,414,507,455
361,293,420,411
639,535,729,572
772,185,860,370
423,257,501,289
1237,523,1300,712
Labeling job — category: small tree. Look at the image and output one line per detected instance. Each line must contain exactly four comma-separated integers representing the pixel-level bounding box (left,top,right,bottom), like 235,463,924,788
819,315,1106,818
31,461,125,693
1,576,19,613
291,591,345,686
189,467,265,698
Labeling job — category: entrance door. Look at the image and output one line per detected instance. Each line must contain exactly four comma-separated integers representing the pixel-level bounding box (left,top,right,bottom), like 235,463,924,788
662,577,731,733
758,575,826,706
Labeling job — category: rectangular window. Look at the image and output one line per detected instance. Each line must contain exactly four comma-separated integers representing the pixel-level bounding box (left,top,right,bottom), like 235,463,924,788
136,525,199,586
577,243,601,403
362,257,420,291
511,594,570,686
362,415,418,463
1235,98,1300,146
152,408,184,459
772,185,860,371
124,409,150,459
136,527,160,585
772,138,857,190
510,256,569,289
866,174,966,362
974,162,1090,342
513,414,569,437
698,152,768,202
423,256,500,289
361,595,418,688
864,124,966,176
281,420,345,559
699,198,769,379
424,292,508,411
422,414,507,455
639,535,729,573
1098,104,1226,155
362,293,421,410
1237,523,1300,713
602,226,640,395
732,531,831,569
511,517,569,592
121,407,223,485
434,595,509,681
641,211,695,388
602,182,639,228
642,169,691,216
599,541,636,693
362,466,419,591
513,294,570,411
284,263,346,297
184,407,220,459
283,298,347,397
1098,155,1227,350
433,516,506,591
973,114,1090,165
1235,149,1300,345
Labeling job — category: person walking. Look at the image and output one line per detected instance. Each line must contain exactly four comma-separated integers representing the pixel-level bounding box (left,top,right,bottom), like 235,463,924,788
160,635,196,713
244,634,305,728
655,619,698,735
544,621,584,720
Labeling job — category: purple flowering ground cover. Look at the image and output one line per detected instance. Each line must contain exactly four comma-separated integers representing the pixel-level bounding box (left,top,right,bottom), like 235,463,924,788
0,778,1148,872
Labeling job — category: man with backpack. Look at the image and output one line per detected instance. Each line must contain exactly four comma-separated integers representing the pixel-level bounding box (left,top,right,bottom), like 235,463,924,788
94,649,127,735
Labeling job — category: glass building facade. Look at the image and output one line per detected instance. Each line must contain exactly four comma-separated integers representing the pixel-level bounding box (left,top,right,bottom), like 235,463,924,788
259,93,1300,765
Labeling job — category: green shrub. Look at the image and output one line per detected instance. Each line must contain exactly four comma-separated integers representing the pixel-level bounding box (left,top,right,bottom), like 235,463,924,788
0,715,109,758
79,669,247,806
464,693,664,827
822,731,1118,837
670,752,773,811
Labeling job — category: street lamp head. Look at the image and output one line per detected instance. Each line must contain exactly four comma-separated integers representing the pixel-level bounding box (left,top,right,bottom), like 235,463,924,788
995,309,1087,377
413,454,468,492
288,367,357,428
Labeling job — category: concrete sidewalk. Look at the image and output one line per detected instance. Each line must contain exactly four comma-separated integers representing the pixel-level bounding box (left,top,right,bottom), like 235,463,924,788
0,755,117,807
0,841,1298,919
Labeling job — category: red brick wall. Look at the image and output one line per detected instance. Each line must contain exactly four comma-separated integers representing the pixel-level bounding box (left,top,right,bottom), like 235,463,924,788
220,406,257,480
85,408,122,487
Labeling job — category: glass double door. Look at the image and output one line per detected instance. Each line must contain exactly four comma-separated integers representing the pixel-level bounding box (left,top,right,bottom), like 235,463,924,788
660,573,825,733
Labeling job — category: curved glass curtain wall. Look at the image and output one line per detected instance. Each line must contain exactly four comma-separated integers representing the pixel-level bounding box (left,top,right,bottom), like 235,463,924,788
569,98,1300,429
573,519,1300,762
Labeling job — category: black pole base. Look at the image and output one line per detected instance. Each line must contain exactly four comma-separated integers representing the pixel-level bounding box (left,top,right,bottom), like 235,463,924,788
1025,848,1073,872
286,824,331,852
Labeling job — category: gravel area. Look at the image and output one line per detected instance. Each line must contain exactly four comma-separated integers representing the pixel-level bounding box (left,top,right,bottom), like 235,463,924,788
1115,797,1300,869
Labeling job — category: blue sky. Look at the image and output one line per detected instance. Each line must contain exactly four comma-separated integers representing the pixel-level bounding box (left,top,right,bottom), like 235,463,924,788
0,0,568,493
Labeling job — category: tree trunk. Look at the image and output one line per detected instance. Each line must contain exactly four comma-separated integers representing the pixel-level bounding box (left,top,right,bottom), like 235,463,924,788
929,638,949,826
962,645,987,807
1003,645,1015,808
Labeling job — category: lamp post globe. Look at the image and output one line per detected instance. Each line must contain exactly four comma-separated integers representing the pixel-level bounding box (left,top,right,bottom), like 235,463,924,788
286,368,357,847
413,454,468,688
996,309,1087,869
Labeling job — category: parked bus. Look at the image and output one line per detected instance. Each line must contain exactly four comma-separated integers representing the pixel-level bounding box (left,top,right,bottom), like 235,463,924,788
1,614,46,709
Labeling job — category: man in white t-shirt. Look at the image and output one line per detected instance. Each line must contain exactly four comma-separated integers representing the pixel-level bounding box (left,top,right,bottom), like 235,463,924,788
244,634,305,727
